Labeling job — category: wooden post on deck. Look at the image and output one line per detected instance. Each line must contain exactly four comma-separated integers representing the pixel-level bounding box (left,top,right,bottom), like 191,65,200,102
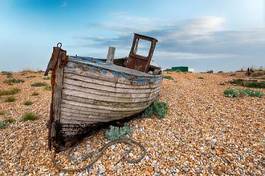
106,47,115,64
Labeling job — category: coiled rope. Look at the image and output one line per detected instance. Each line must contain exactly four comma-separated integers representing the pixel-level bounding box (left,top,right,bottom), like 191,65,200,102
52,137,146,173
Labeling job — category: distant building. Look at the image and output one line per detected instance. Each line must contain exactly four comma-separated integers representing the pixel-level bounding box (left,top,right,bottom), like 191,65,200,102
164,66,190,72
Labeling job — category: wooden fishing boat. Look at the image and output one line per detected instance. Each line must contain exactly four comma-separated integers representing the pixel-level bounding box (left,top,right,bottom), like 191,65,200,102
45,34,162,150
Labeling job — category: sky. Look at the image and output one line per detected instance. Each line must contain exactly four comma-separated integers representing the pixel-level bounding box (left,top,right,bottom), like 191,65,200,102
0,0,264,72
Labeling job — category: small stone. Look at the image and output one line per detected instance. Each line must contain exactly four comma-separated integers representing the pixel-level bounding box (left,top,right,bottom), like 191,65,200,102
153,172,160,176
97,164,105,176
210,138,217,149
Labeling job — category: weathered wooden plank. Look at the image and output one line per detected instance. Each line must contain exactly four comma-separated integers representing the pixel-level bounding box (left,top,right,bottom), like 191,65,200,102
63,78,160,94
61,107,136,117
64,72,159,89
63,83,160,98
61,115,121,124
62,89,158,103
61,112,127,121
61,104,144,114
62,94,154,108
61,99,151,112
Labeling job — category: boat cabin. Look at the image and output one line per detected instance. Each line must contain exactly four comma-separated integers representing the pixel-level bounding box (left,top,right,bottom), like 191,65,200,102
125,33,158,72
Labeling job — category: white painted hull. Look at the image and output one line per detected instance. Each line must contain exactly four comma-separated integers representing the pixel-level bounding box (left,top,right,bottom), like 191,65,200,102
58,58,162,137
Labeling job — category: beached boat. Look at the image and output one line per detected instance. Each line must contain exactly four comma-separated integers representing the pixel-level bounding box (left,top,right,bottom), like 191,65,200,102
45,34,162,150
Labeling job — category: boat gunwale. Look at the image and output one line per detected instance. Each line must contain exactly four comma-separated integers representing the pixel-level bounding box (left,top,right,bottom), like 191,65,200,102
68,57,162,79
64,72,160,89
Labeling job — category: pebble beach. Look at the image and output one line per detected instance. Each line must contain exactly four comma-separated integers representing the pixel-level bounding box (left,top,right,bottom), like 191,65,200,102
0,71,264,175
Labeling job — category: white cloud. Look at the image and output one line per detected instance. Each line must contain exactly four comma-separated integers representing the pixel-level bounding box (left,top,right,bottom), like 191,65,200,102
184,16,225,34
76,13,265,69
156,51,236,60
97,12,165,35
158,16,226,43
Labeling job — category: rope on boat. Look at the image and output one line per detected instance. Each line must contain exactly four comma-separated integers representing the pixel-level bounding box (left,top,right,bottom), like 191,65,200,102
52,137,146,173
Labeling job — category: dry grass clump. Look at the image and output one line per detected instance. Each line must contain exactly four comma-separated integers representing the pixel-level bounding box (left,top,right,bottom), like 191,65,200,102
250,70,265,77
0,111,5,115
163,75,174,80
23,100,33,106
230,79,265,88
43,76,50,80
0,88,20,96
1,71,13,78
3,78,24,85
44,85,51,91
31,82,49,87
31,92,39,96
21,112,38,121
4,96,16,102
26,75,36,79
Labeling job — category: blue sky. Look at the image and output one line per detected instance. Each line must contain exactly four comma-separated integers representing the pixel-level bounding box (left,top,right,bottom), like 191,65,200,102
0,0,264,71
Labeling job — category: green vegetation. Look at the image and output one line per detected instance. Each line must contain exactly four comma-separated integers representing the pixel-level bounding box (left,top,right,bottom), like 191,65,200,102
31,92,39,96
43,76,50,80
26,75,36,78
230,79,265,88
4,78,24,85
44,85,51,91
4,96,16,102
0,121,7,129
224,88,264,98
0,119,16,129
21,112,38,121
4,118,16,124
31,82,49,87
143,100,168,119
105,124,132,141
0,111,5,115
244,82,265,88
0,88,20,97
163,75,174,80
1,71,13,78
23,100,33,106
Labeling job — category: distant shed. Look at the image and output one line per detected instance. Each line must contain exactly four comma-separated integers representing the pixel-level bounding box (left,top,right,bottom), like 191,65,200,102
165,66,189,72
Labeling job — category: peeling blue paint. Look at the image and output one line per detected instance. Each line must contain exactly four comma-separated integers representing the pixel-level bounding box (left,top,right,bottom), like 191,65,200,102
69,56,162,86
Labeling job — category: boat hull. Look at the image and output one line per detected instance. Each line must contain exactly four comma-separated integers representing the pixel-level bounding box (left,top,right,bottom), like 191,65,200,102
50,57,162,144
